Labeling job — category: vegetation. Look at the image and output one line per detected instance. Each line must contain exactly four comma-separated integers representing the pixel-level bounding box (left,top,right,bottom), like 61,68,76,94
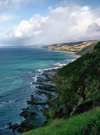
77,41,99,55
49,41,100,118
43,40,99,55
22,107,100,135
22,41,100,135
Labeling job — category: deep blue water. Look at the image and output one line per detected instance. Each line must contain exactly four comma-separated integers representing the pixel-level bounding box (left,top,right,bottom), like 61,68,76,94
0,47,78,134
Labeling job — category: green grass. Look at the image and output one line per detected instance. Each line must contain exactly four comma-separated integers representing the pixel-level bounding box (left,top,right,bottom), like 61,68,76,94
22,107,100,135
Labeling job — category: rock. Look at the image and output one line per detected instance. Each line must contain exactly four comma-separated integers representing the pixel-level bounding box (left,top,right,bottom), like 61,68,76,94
8,122,20,132
17,68,57,133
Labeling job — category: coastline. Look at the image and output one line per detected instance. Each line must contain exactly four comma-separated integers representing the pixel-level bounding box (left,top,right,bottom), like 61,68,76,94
9,67,59,133
7,49,81,134
72,53,81,57
48,49,81,57
18,42,100,134
22,46,100,135
0,47,81,134
16,52,81,133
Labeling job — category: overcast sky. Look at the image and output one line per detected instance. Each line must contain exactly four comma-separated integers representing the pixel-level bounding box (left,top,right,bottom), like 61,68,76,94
0,0,100,46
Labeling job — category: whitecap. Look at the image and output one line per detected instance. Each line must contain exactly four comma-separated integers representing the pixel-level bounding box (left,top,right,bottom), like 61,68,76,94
32,75,38,82
54,63,67,67
36,69,44,74
71,59,76,61
54,63,62,66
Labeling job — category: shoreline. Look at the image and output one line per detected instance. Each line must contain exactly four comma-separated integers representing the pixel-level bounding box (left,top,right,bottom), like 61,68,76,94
7,50,81,134
72,53,81,57
9,67,58,133
48,49,82,57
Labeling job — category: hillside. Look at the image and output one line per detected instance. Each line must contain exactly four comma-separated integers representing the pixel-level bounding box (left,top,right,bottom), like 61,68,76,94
43,40,99,55
49,42,100,119
23,42,100,135
23,107,100,135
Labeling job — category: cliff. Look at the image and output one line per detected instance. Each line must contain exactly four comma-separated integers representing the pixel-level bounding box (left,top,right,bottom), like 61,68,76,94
22,42,100,135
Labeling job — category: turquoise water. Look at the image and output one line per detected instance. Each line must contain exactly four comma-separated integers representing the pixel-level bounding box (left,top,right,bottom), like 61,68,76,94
0,47,78,134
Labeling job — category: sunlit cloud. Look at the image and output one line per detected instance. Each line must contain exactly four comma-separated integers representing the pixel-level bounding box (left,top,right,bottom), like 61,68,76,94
0,3,100,46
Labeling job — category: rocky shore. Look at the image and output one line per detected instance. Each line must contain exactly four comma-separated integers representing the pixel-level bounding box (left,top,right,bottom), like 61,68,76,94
8,68,58,134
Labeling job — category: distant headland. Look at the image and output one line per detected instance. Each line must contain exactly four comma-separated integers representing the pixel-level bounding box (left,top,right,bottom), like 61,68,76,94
42,40,99,56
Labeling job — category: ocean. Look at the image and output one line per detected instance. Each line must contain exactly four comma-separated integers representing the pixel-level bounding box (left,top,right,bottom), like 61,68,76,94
0,47,78,134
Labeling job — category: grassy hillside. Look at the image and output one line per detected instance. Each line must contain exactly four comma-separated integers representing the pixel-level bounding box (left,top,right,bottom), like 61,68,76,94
22,107,100,135
49,42,100,119
22,42,100,135
76,40,99,55
43,40,99,55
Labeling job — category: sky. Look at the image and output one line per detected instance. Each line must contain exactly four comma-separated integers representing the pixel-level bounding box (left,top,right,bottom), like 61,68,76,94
0,0,100,46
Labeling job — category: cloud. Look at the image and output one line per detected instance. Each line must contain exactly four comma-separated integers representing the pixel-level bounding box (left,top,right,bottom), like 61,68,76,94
0,14,14,23
79,22,100,41
0,0,43,9
0,3,100,46
86,22,100,33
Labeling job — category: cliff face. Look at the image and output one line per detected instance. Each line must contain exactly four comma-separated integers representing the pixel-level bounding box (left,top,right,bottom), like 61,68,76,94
49,41,100,119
